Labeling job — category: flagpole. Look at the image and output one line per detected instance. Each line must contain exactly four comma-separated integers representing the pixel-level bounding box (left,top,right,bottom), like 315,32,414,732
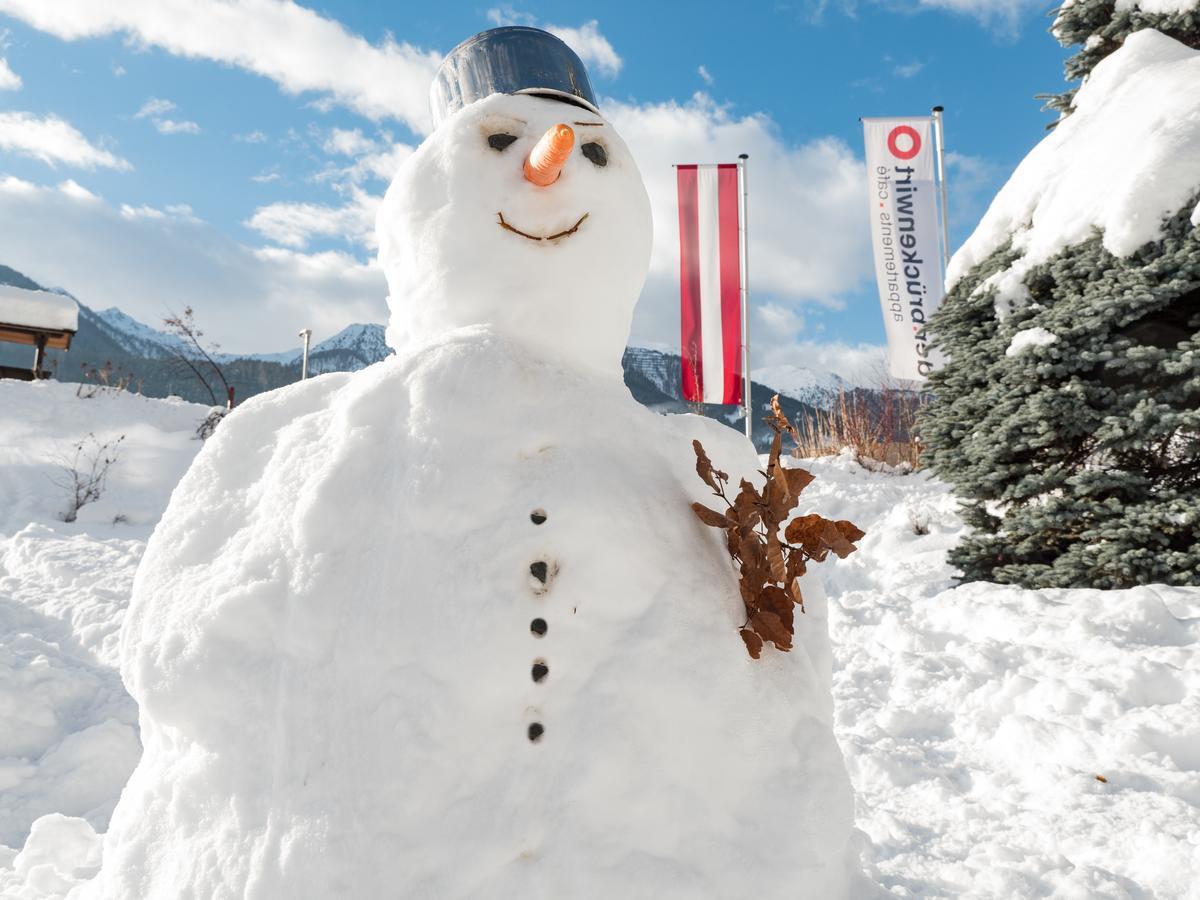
931,106,951,275
737,153,752,441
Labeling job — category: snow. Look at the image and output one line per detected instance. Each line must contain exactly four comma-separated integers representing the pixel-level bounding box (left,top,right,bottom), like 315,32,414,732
946,30,1200,315
1,82,1198,899
788,452,1200,898
0,385,1198,897
90,309,186,360
379,93,652,376
1116,0,1200,12
753,363,851,407
0,287,76,334
0,380,214,897
1004,327,1059,357
65,92,863,898
240,323,393,367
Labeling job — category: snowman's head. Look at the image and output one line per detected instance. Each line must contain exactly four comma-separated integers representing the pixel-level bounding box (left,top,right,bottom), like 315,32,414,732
377,92,652,375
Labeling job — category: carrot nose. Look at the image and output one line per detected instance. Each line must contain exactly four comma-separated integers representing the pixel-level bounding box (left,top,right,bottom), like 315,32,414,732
524,123,574,186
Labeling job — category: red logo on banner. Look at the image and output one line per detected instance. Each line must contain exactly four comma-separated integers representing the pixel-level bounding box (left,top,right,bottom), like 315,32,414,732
887,125,921,160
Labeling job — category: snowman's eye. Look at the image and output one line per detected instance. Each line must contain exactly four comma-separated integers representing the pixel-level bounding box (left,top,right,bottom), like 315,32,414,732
488,133,518,152
581,142,608,167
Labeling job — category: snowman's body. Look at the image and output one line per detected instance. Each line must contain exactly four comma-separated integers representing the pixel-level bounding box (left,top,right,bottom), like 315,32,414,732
85,92,863,898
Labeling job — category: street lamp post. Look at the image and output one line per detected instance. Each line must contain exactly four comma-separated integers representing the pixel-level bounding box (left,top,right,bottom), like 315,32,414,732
299,328,313,380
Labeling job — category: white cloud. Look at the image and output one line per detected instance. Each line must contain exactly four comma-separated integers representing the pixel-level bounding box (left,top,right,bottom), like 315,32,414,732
697,65,713,86
323,127,376,157
756,341,890,385
111,63,126,77
484,8,622,79
913,0,1042,31
244,187,379,250
251,170,281,184
155,118,201,135
316,141,414,188
134,97,200,134
0,57,20,90
0,0,442,133
486,6,536,26
893,60,925,78
57,179,100,202
546,20,622,78
119,203,167,220
0,175,386,352
135,97,175,118
605,94,870,361
235,130,268,144
0,111,131,170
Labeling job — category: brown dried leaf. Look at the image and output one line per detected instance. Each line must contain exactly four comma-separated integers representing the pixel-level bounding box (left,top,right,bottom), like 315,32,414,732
784,514,830,555
726,527,742,561
785,551,807,585
822,520,856,559
783,467,815,496
766,529,786,583
734,480,761,531
766,394,800,442
692,502,732,529
693,439,717,491
739,533,768,582
764,477,794,530
740,628,764,659
692,440,727,492
750,610,793,652
788,577,805,612
835,519,866,546
758,585,794,634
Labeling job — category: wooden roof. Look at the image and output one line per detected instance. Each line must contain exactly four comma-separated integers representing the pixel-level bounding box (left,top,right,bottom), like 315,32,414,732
0,283,78,345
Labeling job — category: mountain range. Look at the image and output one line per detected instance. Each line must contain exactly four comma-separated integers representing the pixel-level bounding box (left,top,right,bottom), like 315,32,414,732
0,263,849,447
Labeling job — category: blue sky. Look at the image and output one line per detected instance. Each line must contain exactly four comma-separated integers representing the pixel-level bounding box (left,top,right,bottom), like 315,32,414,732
0,0,1069,372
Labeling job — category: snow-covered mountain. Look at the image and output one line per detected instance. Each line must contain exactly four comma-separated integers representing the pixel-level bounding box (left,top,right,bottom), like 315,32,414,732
751,364,851,409
1,262,854,443
91,307,191,359
245,323,393,373
90,306,390,373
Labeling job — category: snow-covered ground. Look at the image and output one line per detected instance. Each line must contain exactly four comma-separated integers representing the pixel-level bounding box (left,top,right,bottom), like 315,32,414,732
0,381,214,896
796,453,1200,898
0,379,1197,898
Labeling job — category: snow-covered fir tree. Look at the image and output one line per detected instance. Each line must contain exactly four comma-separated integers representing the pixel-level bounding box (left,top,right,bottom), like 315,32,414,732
922,27,1200,589
1043,0,1200,117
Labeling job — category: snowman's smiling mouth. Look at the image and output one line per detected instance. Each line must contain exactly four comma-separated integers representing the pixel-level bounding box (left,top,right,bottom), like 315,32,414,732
496,211,589,242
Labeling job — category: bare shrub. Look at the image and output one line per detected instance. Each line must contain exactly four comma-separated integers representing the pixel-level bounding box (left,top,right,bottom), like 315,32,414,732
76,361,139,399
164,306,234,408
54,433,125,522
194,408,228,441
778,388,926,472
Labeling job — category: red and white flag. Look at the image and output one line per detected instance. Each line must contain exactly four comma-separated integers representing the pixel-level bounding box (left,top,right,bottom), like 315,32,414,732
677,163,743,405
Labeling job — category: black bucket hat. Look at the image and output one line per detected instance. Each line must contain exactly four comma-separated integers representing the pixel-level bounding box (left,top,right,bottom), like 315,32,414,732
430,26,599,129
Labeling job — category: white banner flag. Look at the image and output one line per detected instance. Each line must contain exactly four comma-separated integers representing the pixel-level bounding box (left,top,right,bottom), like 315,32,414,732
863,117,946,381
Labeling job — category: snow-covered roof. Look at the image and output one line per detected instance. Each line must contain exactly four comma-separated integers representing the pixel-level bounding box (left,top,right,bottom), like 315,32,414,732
0,283,78,333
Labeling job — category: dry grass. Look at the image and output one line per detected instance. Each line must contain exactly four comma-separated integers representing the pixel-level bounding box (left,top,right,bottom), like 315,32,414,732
786,385,926,472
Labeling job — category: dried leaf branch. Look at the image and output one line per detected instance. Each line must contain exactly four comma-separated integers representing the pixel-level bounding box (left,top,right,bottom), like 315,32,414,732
692,403,865,659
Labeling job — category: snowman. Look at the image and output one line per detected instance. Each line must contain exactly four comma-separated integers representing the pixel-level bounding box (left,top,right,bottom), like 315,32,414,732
84,27,865,899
